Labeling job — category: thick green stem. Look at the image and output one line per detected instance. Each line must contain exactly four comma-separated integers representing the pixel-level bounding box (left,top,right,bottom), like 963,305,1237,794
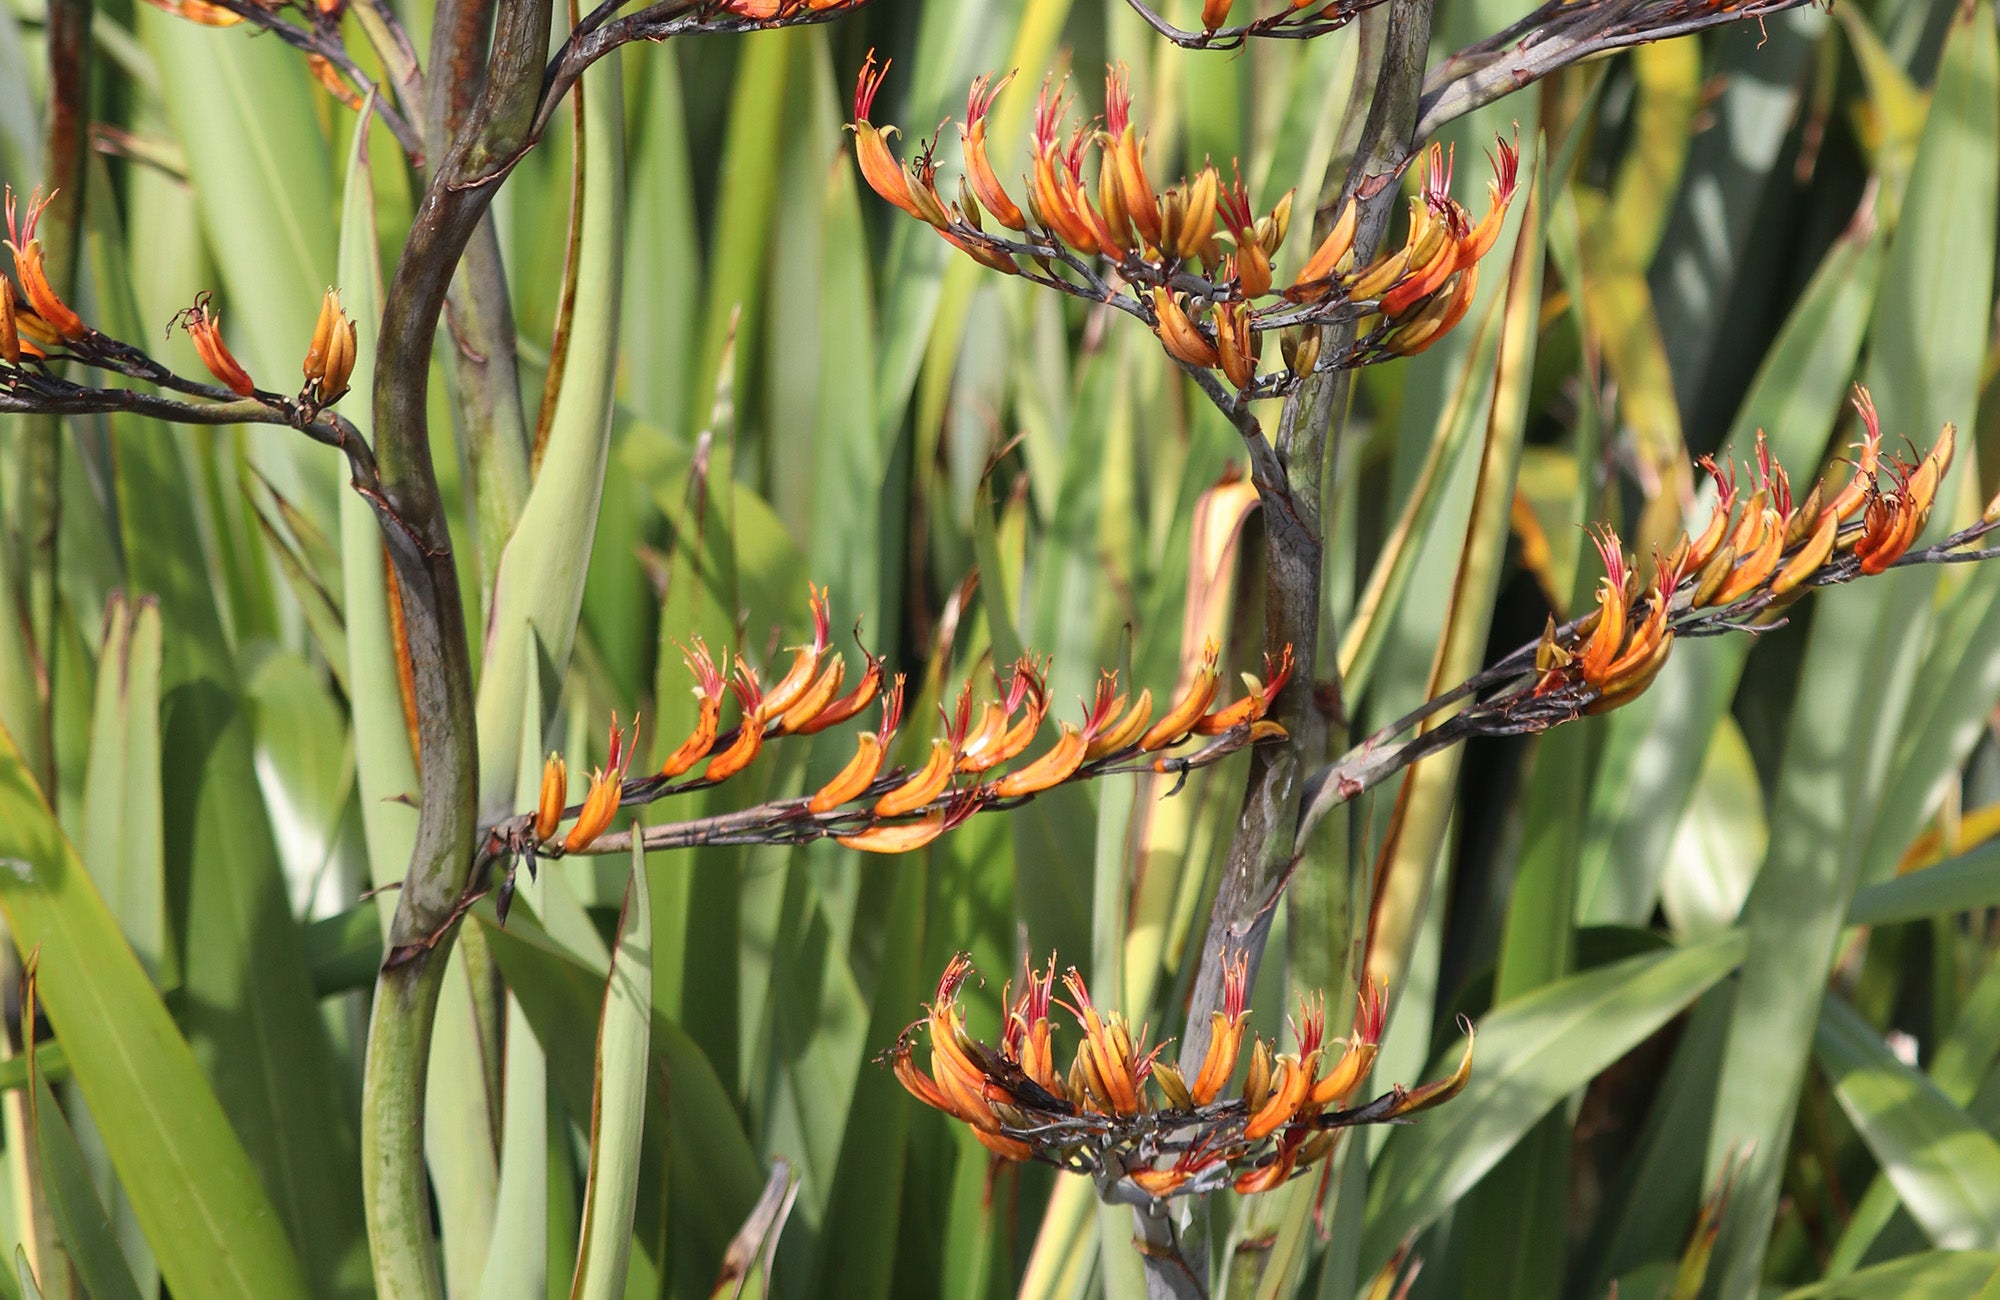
358,0,551,1291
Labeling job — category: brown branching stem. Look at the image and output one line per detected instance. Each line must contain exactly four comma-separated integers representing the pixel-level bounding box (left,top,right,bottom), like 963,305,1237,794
1415,0,1815,137
200,0,427,159
1120,0,1384,49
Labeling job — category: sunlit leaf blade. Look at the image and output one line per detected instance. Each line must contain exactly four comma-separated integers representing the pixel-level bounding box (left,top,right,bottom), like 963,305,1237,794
1816,995,2000,1249
29,1069,142,1300
1704,8,2000,1290
568,837,652,1300
1362,931,1746,1273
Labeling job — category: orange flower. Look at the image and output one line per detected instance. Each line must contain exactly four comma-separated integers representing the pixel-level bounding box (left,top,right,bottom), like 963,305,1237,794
1002,956,1063,1096
1103,66,1162,251
0,278,34,364
1453,135,1520,269
960,72,1025,232
1829,388,1884,523
954,656,1049,773
794,655,885,734
702,664,766,781
139,0,244,25
873,738,955,818
175,292,256,397
1289,196,1357,301
1140,638,1222,749
1244,997,1325,1139
303,288,357,407
757,585,833,724
1191,951,1251,1104
1201,0,1233,29
806,680,903,814
4,189,85,341
562,714,637,853
1028,79,1101,253
837,790,981,855
1061,968,1159,1116
1218,171,1272,298
1310,980,1385,1106
659,641,727,777
533,754,567,842
1150,287,1221,369
1196,645,1294,734
989,722,1087,798
848,54,944,225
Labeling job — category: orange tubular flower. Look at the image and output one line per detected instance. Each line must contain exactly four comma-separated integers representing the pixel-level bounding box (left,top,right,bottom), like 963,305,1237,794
757,586,833,724
176,293,256,397
1140,639,1223,750
0,278,28,364
702,665,766,782
836,788,984,852
1214,298,1257,390
1062,969,1157,1116
1310,981,1386,1106
1244,999,1325,1140
303,288,357,406
1003,957,1063,1096
1454,136,1520,270
874,738,956,818
960,73,1026,232
1104,67,1162,250
1577,529,1632,689
990,723,1088,798
533,754,567,842
849,54,939,225
1289,196,1358,301
1151,287,1222,369
1201,0,1233,30
1029,79,1100,253
893,956,1028,1153
796,656,885,735
1191,952,1252,1105
964,658,1050,772
809,681,904,814
1197,645,1294,734
562,714,637,854
1219,171,1273,298
4,189,85,341
1830,389,1885,522
140,0,244,25
1085,687,1153,760
659,642,728,777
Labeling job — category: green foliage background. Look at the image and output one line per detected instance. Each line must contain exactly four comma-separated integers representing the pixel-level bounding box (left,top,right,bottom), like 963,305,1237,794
4,0,2000,1295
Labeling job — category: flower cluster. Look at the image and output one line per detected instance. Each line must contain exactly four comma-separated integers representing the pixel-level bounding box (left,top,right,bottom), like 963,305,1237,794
1529,389,1955,715
889,954,1471,1199
3,187,361,424
2,189,87,364
526,588,1295,858
849,60,1519,392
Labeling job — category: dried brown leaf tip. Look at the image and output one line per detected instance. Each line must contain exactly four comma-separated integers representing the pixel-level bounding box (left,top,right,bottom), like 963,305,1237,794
1528,385,1955,717
847,61,1518,389
889,954,1471,1199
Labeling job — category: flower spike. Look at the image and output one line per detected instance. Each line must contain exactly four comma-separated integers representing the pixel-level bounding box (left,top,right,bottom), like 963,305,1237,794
891,953,1470,1200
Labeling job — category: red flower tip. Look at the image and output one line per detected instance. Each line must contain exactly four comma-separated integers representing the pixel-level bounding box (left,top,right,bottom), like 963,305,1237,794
853,50,891,123
1104,63,1135,137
